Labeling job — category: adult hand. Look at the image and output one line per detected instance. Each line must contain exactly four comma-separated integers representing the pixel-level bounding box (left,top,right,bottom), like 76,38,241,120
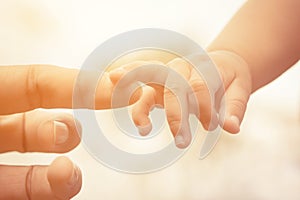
0,64,135,199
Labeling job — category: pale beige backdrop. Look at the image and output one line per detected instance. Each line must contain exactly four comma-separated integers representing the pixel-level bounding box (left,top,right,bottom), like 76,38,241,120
0,0,300,199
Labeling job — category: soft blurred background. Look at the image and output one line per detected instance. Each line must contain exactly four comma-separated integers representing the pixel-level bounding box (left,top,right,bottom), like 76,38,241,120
0,0,300,199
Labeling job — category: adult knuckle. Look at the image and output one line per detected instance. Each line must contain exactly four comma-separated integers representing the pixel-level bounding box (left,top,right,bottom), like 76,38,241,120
26,65,41,108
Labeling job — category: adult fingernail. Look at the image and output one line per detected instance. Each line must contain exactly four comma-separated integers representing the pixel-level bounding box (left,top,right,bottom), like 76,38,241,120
175,134,186,148
54,121,69,145
137,124,152,136
68,164,80,187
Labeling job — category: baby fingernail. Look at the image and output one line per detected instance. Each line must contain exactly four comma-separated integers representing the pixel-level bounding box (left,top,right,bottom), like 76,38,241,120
175,134,186,148
137,124,152,136
54,121,69,145
230,115,240,131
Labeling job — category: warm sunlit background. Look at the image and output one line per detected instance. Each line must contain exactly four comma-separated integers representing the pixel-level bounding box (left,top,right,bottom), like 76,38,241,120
1,0,300,199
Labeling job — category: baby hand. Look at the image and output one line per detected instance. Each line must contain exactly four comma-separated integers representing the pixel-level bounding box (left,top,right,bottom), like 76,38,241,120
109,50,252,148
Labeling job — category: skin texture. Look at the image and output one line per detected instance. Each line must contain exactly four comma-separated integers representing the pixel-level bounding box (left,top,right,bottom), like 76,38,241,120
207,0,300,134
0,109,82,200
1,0,299,199
208,0,300,92
110,0,300,148
0,64,129,199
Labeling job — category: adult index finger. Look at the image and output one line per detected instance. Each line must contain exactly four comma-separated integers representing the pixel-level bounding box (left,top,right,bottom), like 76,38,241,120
0,65,116,114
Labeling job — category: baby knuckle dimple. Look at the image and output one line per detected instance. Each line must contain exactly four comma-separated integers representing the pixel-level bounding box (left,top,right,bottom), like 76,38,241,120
164,88,176,98
189,79,208,94
167,118,181,132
